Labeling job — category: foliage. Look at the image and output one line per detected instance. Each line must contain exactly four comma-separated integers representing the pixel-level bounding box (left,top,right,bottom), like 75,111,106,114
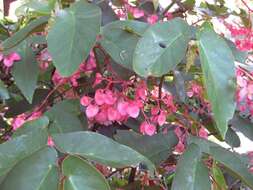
0,0,253,189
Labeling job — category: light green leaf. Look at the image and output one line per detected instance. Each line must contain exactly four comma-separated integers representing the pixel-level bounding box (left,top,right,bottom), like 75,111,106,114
12,41,39,103
47,1,101,76
171,144,211,190
0,147,58,190
62,156,110,190
0,127,48,176
133,18,191,77
197,25,236,138
100,20,148,70
115,130,178,165
2,16,49,51
212,162,228,190
53,131,155,171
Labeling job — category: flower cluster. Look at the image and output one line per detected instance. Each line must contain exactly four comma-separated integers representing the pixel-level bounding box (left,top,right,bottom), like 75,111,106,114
225,22,253,51
0,52,21,67
80,74,177,136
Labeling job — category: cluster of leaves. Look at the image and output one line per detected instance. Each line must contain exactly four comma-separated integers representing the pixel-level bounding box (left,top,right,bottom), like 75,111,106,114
0,0,253,189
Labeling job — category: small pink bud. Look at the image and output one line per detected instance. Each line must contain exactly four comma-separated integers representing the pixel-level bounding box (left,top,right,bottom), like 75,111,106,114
80,96,91,106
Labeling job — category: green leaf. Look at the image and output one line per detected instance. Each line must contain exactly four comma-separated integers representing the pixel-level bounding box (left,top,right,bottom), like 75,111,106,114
62,156,110,190
133,18,191,77
225,127,241,148
212,162,228,190
0,80,10,100
100,20,148,70
12,116,49,138
12,41,40,103
1,16,49,51
197,25,236,138
115,130,178,165
171,144,211,190
0,127,48,176
45,100,83,134
230,114,253,141
188,136,253,189
47,1,101,76
0,147,58,190
52,131,155,171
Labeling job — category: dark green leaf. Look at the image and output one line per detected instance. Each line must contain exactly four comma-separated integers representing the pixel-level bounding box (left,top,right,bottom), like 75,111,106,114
45,100,83,134
47,1,101,76
0,127,48,176
100,20,148,70
62,156,110,190
2,16,49,51
17,0,56,15
0,147,58,190
0,80,10,100
225,127,241,148
133,18,191,77
172,144,211,190
115,130,178,165
53,131,155,171
12,41,40,103
230,114,253,141
197,25,236,138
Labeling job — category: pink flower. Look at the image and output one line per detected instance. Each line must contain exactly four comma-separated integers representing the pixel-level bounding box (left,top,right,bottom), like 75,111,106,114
157,111,166,126
47,136,54,147
147,14,158,25
140,121,156,136
80,96,91,106
126,102,140,118
86,104,99,118
93,73,103,86
198,127,208,139
104,90,117,105
107,107,119,121
95,89,105,105
0,52,21,67
12,115,26,130
132,8,144,18
117,100,129,116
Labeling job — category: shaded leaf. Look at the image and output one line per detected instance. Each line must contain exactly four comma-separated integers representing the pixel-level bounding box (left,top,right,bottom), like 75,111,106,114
115,130,178,165
197,24,236,138
47,1,101,76
188,136,253,189
12,41,40,103
45,100,83,134
225,127,241,148
133,18,191,77
0,80,10,100
62,156,110,190
226,39,248,63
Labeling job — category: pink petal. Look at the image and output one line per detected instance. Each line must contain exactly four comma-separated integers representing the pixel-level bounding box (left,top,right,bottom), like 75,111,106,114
126,103,140,118
86,104,99,118
107,107,119,121
157,112,166,126
80,96,91,106
9,52,21,61
3,58,14,67
117,100,129,116
95,89,105,105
